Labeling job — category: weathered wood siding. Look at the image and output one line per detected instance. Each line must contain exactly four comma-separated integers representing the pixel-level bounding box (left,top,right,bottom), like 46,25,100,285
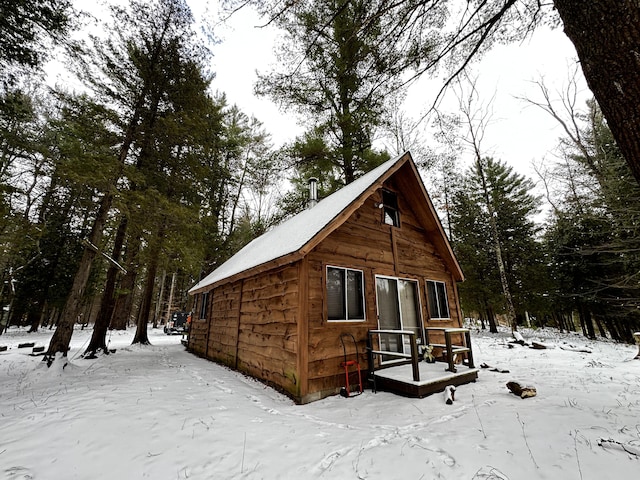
235,264,300,398
207,281,243,367
187,293,212,358
304,182,461,399
189,263,302,399
188,319,209,357
187,283,241,363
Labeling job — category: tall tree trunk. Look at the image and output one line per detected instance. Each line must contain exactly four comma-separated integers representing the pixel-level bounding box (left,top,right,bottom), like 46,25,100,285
475,158,518,331
45,191,113,362
154,270,166,328
132,224,165,345
84,216,128,356
110,233,142,330
577,303,596,340
603,316,620,342
485,303,498,333
132,262,156,345
164,271,176,324
27,308,41,333
594,315,607,339
554,0,640,185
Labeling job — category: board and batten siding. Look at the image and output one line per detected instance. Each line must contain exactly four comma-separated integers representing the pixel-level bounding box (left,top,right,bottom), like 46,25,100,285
235,264,300,397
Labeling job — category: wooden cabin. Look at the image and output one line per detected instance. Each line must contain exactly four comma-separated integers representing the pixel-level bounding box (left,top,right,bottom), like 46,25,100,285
188,151,468,404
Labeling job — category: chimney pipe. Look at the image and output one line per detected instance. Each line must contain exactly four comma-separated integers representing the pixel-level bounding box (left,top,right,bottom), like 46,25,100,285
308,177,318,208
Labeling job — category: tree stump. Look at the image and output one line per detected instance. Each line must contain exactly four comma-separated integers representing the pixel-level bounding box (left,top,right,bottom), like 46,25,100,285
506,381,537,399
634,332,640,359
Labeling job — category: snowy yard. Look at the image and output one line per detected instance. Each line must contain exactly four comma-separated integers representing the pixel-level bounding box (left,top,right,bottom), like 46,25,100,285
1,325,639,479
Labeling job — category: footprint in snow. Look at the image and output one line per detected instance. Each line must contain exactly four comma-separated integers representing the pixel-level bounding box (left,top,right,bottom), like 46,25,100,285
4,466,34,479
433,410,466,424
438,449,456,467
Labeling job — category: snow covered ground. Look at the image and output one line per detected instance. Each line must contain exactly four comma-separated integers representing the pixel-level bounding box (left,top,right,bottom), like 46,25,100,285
1,324,639,479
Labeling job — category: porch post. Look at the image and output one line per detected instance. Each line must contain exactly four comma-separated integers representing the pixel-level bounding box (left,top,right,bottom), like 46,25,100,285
410,333,420,381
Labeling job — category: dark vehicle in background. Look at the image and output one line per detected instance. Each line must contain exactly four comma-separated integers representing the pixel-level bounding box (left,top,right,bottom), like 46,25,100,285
164,311,189,335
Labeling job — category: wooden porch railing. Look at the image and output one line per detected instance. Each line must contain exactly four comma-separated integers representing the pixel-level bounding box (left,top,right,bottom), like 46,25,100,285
367,329,420,383
367,327,476,391
424,327,475,373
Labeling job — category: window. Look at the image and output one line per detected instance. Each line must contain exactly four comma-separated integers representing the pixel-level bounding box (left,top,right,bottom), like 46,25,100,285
382,189,400,227
199,292,209,319
327,266,365,321
426,280,450,319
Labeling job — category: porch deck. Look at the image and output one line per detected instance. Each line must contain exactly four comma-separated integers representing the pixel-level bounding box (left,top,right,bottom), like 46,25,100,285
367,327,478,398
373,361,479,398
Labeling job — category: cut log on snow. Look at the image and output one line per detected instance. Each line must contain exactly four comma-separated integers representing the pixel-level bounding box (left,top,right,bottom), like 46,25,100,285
531,341,553,350
633,332,640,359
511,331,527,346
444,385,456,405
560,344,592,354
490,367,510,373
597,438,640,457
18,342,35,348
480,362,509,373
0,345,7,352
506,381,537,399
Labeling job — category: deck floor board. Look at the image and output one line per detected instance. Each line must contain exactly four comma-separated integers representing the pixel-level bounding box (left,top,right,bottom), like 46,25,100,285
373,362,478,398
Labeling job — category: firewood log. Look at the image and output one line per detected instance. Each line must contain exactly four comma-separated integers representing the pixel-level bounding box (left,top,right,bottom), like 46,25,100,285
506,381,537,399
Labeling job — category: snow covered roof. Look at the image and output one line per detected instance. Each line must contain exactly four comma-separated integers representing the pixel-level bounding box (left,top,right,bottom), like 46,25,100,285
189,151,462,293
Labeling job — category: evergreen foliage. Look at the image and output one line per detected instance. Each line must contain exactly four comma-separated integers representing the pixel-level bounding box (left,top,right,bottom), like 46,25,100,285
543,100,640,340
255,0,411,185
0,0,74,86
450,158,545,331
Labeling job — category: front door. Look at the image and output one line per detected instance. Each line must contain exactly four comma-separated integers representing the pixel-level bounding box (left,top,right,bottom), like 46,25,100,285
375,276,423,363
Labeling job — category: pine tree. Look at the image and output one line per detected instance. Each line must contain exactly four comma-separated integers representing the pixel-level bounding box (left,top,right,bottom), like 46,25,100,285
255,0,416,184
451,158,544,330
46,0,207,359
543,100,640,341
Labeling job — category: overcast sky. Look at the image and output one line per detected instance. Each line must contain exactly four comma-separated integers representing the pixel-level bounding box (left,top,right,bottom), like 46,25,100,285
204,2,590,181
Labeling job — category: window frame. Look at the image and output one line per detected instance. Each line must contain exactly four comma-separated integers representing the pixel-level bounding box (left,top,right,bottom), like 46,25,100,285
381,189,400,227
326,265,366,323
426,280,450,320
199,291,209,320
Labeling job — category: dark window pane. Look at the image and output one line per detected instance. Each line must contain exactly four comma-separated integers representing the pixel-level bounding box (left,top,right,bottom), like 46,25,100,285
427,281,439,318
436,282,450,318
327,267,346,320
200,292,209,319
427,280,450,319
382,190,398,209
382,190,400,227
347,270,364,320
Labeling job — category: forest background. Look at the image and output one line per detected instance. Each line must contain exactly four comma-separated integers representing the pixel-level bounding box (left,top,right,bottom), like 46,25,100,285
1,0,640,360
